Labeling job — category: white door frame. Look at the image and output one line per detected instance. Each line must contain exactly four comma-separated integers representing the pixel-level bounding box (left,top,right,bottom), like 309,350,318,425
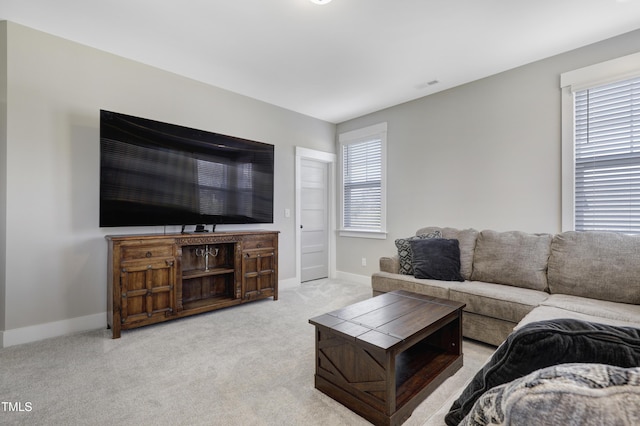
295,147,336,284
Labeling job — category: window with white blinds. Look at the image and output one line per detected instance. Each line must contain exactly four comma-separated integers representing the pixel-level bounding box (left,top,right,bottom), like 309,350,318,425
574,76,640,234
343,138,381,229
339,123,387,238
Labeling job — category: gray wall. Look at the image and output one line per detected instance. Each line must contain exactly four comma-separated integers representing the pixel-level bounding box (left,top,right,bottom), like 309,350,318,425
1,21,335,344
336,28,640,277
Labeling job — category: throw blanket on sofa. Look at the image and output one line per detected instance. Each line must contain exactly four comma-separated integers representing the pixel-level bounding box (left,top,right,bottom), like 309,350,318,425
445,319,640,425
460,363,640,426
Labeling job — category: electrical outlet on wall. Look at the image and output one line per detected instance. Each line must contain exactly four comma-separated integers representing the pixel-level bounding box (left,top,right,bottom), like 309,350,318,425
361,257,367,267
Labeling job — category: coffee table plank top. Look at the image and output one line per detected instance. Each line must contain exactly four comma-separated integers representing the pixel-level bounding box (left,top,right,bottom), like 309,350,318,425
352,296,426,330
309,290,465,351
357,329,403,349
328,293,405,320
378,303,459,338
331,321,373,339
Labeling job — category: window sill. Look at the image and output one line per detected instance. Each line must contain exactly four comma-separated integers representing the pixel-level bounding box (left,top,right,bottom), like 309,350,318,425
338,229,387,240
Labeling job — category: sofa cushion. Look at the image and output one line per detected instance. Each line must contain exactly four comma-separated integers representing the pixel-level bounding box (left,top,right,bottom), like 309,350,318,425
542,294,640,324
416,227,478,280
462,311,518,347
410,238,464,281
449,281,548,323
470,230,552,291
445,318,640,425
548,231,640,304
379,255,400,274
395,230,441,275
371,271,456,299
460,364,640,426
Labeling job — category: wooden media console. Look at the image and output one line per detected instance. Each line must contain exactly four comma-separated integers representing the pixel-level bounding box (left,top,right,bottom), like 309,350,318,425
106,230,278,338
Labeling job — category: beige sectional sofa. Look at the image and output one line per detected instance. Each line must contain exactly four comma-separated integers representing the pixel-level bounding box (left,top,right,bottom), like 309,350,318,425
372,226,640,346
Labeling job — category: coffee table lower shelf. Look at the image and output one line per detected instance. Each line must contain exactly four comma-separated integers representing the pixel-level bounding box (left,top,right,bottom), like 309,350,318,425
315,355,462,426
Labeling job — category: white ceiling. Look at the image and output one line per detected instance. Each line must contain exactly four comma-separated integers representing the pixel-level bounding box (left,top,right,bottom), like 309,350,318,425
2,0,640,123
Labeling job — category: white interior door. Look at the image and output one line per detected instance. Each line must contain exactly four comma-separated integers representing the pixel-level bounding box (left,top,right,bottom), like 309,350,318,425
300,158,329,282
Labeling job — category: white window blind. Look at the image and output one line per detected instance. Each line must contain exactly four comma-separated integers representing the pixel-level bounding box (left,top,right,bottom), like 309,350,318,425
574,76,640,233
342,138,382,231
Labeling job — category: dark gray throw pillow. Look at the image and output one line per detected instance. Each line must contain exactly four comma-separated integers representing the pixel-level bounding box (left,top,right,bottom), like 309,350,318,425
395,231,441,275
409,238,464,281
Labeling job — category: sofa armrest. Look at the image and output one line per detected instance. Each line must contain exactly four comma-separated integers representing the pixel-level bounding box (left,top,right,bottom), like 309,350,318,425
380,255,400,274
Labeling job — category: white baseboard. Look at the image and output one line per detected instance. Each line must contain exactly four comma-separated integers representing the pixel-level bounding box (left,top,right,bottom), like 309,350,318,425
278,277,299,290
1,313,107,348
334,271,371,286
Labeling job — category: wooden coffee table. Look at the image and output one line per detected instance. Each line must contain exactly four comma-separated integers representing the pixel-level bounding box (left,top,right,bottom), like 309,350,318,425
309,290,465,426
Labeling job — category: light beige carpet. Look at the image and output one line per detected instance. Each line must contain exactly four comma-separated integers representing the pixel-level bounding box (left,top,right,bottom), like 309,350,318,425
0,279,495,425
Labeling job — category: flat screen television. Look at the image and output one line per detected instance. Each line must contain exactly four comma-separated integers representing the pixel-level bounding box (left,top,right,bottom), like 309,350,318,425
100,110,274,228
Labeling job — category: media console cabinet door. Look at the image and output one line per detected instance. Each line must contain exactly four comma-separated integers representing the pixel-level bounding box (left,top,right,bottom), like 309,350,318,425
107,237,178,338
119,258,176,326
242,248,277,300
241,232,278,301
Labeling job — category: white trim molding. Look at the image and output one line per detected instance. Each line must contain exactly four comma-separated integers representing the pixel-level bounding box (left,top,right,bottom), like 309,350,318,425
2,313,107,348
338,122,388,239
560,51,640,232
334,270,371,286
560,51,640,92
295,146,337,284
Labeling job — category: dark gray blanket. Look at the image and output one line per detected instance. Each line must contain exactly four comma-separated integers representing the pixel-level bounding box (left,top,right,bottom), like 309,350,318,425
445,319,640,426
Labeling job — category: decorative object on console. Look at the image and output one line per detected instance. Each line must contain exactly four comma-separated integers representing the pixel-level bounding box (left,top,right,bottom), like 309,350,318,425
195,245,219,271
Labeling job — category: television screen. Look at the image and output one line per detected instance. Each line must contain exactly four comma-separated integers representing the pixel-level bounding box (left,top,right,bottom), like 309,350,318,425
100,110,274,227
